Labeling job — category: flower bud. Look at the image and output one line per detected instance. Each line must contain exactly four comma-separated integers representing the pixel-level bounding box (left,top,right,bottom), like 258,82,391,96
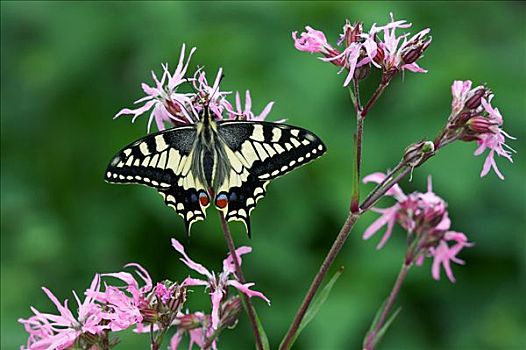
466,116,497,134
373,43,385,65
403,140,435,167
464,88,486,110
220,296,242,329
140,307,158,323
401,37,432,65
341,20,363,47
177,313,203,330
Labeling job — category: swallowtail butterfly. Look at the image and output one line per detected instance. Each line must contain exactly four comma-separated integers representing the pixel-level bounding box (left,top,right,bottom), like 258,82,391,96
105,107,326,237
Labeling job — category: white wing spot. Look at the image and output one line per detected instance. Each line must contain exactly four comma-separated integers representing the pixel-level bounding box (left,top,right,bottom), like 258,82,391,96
251,125,265,142
150,154,160,167
271,128,282,142
289,160,296,167
280,165,288,172
254,142,269,161
158,151,168,169
263,143,276,157
291,129,300,137
125,157,134,166
155,135,168,152
302,139,310,146
291,138,301,147
167,149,181,172
274,144,285,154
123,149,132,157
142,157,150,166
240,141,259,167
139,142,149,156
284,143,292,151
298,156,305,162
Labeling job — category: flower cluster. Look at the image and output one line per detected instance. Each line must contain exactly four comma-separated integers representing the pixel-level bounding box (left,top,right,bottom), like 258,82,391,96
362,173,472,282
292,13,431,86
19,239,269,350
114,44,277,133
446,80,515,179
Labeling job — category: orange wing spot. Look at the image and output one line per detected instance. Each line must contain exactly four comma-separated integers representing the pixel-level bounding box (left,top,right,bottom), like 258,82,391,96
215,194,228,209
199,192,209,206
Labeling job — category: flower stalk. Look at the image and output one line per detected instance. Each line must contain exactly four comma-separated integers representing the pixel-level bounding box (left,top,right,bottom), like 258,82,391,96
218,211,265,350
279,213,360,350
363,263,411,350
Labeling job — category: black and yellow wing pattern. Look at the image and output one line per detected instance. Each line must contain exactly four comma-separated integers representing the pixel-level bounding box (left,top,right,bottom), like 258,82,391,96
105,120,325,236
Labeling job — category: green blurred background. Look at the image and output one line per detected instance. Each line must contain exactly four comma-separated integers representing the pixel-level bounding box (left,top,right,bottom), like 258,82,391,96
2,1,525,349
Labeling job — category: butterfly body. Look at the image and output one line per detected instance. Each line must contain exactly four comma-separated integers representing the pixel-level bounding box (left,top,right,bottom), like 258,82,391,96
105,107,326,236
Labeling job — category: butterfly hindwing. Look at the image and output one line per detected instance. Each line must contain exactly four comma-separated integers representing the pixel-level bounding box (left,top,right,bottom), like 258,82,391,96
216,121,326,232
105,126,207,235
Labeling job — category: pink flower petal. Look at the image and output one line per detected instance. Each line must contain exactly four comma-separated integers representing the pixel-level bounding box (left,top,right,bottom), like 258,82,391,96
228,280,271,305
223,246,252,275
171,238,212,278
210,289,224,329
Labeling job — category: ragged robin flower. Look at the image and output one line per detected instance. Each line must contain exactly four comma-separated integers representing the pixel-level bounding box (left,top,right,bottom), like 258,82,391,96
447,80,515,179
292,13,431,86
171,238,270,330
18,274,106,350
363,173,472,282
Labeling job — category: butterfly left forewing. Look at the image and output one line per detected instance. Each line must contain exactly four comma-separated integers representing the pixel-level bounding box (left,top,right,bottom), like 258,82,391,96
105,126,208,235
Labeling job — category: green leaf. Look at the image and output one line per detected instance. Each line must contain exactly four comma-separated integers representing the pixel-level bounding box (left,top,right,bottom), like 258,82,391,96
253,308,271,350
241,297,270,350
280,266,344,349
375,307,402,347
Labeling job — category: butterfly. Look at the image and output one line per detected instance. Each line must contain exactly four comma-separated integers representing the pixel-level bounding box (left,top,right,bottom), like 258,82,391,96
105,106,326,237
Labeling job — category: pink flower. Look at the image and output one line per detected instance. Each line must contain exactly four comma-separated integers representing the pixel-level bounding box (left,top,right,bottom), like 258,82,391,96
293,14,431,86
154,282,172,305
378,13,431,74
89,263,153,331
19,274,105,350
224,90,282,123
451,80,478,115
292,26,334,55
192,68,232,120
363,173,472,282
428,231,473,282
473,97,516,180
171,238,270,329
114,44,196,132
